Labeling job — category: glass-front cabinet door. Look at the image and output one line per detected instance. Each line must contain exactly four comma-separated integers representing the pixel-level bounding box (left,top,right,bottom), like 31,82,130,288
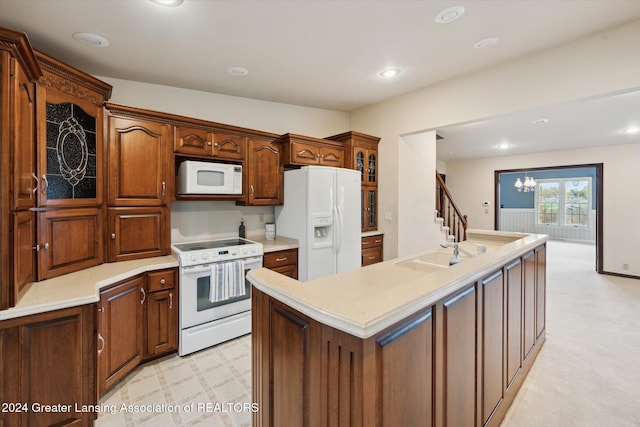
37,89,104,207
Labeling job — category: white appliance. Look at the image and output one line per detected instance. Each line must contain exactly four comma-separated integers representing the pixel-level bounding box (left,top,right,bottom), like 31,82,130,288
275,166,361,281
177,160,242,195
171,237,263,356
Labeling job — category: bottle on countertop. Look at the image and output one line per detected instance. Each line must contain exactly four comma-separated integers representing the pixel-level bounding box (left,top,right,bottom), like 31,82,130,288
239,219,246,238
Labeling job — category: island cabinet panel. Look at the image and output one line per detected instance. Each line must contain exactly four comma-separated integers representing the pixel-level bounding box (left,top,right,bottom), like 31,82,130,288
481,270,505,426
505,259,523,389
369,308,434,427
523,251,537,361
536,245,546,339
0,304,96,427
440,285,477,427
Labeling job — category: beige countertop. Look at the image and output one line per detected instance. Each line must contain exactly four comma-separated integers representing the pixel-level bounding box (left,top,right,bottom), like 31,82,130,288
248,230,548,339
1,256,178,322
361,230,384,238
248,234,299,252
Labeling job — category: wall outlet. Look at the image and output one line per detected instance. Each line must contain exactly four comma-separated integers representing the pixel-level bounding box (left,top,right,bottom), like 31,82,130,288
623,263,630,270
384,212,392,221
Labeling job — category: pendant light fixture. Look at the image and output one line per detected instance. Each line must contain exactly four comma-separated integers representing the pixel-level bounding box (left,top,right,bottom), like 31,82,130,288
514,173,536,192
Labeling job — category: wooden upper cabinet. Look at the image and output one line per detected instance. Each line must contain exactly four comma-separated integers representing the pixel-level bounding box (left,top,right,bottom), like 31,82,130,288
278,133,345,167
174,125,245,161
108,114,172,206
35,51,112,208
107,207,169,262
241,138,283,206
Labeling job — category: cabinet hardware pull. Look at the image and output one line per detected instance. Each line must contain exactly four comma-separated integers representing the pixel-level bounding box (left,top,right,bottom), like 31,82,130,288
275,257,287,262
362,241,368,245
97,333,105,356
43,242,49,250
97,307,104,313
32,244,40,252
251,185,255,197
214,142,219,147
140,288,146,304
375,239,382,243
368,256,375,260
160,278,166,285
162,181,166,197
207,141,212,146
111,233,116,240
41,175,49,192
169,292,173,309
31,173,39,194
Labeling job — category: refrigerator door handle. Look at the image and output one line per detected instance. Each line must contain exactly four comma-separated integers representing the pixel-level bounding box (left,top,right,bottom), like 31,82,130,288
335,205,343,254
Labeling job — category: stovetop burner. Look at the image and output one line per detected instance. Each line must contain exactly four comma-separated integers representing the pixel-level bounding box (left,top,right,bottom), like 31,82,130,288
171,237,263,267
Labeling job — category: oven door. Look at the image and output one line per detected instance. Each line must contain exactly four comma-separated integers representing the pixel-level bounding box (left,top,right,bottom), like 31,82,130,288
179,256,262,329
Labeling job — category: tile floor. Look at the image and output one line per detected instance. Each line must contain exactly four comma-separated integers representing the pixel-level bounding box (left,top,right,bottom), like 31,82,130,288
95,334,252,427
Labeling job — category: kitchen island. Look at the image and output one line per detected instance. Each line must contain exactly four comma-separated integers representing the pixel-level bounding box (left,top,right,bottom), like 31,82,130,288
248,230,548,427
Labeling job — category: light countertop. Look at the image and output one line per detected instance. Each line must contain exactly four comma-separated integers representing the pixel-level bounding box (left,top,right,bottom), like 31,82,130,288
1,256,178,322
248,234,299,252
361,230,384,238
248,230,548,339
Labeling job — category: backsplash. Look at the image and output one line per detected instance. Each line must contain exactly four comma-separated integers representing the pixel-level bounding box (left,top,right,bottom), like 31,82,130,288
171,201,275,243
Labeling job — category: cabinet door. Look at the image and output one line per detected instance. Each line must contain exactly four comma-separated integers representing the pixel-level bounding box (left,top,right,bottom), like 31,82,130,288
108,207,168,262
319,146,344,167
12,211,36,299
481,270,505,426
174,125,213,157
246,139,283,205
146,288,178,357
366,150,377,185
523,251,536,361
364,187,377,231
213,132,245,160
290,141,320,165
361,247,382,266
37,208,103,280
505,259,523,389
535,245,546,339
98,276,144,395
11,58,37,211
108,116,171,206
354,147,366,182
36,89,104,207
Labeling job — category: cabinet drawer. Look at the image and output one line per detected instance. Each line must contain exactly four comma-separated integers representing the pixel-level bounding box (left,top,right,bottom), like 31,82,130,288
213,132,245,160
271,264,298,280
264,249,298,268
147,268,176,292
290,142,320,165
361,234,383,249
362,247,382,266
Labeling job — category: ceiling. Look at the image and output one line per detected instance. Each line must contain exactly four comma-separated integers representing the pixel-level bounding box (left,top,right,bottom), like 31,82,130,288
1,0,639,161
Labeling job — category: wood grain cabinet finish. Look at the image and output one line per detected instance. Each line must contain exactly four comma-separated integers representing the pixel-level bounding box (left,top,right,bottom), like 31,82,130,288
174,125,245,161
361,234,383,266
107,207,168,262
108,115,172,206
0,304,96,427
535,245,546,339
98,275,144,395
240,138,284,206
11,210,36,298
37,207,103,280
263,249,298,279
252,244,547,427
145,269,178,358
278,133,345,168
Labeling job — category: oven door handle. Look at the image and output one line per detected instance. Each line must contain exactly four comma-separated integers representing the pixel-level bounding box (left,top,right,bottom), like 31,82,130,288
181,257,263,274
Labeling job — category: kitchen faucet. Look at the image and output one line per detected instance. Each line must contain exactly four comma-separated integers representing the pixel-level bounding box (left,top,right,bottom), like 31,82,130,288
440,237,476,265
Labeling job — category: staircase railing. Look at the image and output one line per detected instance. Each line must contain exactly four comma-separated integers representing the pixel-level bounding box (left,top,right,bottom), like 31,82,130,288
436,173,468,242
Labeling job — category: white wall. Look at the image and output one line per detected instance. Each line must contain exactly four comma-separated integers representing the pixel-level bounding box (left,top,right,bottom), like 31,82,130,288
445,143,640,276
397,131,442,257
349,19,640,265
100,77,351,239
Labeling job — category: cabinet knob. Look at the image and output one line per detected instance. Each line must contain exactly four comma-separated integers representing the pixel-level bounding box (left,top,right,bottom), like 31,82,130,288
214,142,219,147
32,244,40,252
111,233,116,240
42,242,49,250
207,141,213,146
160,278,166,285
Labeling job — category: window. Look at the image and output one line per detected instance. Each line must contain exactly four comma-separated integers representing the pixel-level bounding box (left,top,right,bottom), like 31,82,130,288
535,177,591,227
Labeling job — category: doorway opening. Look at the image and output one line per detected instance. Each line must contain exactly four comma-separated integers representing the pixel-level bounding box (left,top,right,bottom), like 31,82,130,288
494,163,603,273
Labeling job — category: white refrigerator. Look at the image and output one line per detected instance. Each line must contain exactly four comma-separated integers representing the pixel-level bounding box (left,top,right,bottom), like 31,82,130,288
275,166,361,281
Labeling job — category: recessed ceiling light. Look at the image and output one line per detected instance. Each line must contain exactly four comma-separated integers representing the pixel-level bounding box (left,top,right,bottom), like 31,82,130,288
497,142,510,150
149,0,184,6
379,68,401,78
621,127,639,134
473,37,499,49
434,6,465,24
532,118,549,124
72,32,110,47
228,67,249,76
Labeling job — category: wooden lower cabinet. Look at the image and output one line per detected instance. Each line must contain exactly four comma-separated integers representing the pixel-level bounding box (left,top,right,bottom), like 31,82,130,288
0,304,96,427
263,249,298,279
97,275,144,394
252,244,547,427
98,268,178,396
361,234,383,266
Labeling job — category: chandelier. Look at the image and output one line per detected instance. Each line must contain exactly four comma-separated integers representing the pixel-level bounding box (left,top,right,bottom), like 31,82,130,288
514,174,536,192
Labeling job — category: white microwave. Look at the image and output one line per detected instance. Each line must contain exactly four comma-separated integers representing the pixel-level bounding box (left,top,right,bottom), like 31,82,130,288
177,160,242,195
